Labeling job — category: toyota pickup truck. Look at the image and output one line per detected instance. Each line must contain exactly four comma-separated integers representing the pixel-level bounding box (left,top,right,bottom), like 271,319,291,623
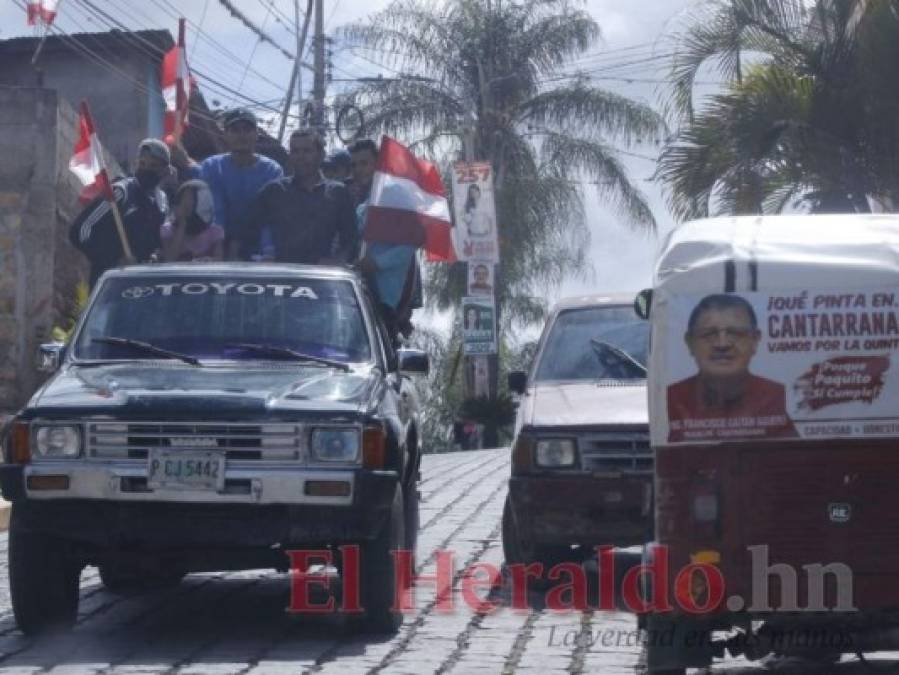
0,263,426,635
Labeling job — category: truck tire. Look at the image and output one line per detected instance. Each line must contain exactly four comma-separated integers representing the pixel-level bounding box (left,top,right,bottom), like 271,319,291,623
501,494,567,584
642,614,711,673
358,485,405,633
403,483,419,559
9,516,81,636
99,564,186,594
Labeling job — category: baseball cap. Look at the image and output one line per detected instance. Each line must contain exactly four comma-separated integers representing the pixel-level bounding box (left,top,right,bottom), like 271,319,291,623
138,138,171,165
324,148,352,168
222,108,258,129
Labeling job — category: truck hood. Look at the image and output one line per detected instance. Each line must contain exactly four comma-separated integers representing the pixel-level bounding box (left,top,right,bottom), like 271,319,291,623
29,362,379,416
523,381,648,428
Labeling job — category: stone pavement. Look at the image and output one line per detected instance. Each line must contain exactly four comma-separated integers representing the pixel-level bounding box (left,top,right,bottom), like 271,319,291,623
0,448,893,673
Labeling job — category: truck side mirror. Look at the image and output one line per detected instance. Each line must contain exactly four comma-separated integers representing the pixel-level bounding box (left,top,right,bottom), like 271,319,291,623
398,348,429,375
508,370,527,395
634,288,653,320
37,342,65,372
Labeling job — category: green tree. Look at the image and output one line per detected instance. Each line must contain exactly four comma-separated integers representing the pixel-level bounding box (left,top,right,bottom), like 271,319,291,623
340,0,664,318
659,0,899,219
340,0,664,446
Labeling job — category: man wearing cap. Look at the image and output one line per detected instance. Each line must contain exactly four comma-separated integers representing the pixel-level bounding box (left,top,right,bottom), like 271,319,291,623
170,108,283,255
69,138,171,287
322,148,353,184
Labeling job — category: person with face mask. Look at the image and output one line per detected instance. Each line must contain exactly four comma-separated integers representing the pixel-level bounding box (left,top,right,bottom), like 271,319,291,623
161,180,224,262
69,138,171,287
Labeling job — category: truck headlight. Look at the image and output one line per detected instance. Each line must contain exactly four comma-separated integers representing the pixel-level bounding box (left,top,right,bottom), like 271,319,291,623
535,439,577,467
310,428,360,463
34,425,81,458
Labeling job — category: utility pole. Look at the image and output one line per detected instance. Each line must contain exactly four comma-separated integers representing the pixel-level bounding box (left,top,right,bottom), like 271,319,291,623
277,0,314,143
311,0,326,132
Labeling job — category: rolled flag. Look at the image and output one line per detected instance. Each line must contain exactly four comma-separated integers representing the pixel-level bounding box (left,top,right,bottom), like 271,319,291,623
161,18,191,138
69,101,113,205
27,0,59,26
364,136,456,262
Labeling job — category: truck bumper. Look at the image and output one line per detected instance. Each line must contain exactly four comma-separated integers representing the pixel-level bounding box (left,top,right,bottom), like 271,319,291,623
508,474,653,548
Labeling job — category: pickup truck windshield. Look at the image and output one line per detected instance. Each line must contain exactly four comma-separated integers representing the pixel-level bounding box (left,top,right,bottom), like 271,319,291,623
73,276,372,363
535,306,648,381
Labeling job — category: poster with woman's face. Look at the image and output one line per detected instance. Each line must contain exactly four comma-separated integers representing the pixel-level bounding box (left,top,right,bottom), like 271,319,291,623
452,162,500,263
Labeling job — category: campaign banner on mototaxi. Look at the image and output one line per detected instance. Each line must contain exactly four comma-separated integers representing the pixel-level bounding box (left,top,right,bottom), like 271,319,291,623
452,162,499,263
462,296,497,355
662,289,899,444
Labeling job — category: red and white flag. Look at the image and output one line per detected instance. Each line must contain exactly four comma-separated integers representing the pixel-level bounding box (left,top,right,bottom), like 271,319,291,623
364,136,456,262
26,0,59,26
161,18,191,139
69,101,113,205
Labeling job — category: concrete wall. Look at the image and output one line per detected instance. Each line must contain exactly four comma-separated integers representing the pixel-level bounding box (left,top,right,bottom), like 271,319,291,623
0,87,120,409
0,46,157,173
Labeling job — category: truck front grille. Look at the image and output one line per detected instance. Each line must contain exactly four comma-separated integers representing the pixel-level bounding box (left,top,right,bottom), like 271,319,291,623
87,421,302,461
578,431,652,474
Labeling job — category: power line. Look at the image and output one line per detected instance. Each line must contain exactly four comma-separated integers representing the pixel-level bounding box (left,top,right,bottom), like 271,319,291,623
216,0,294,60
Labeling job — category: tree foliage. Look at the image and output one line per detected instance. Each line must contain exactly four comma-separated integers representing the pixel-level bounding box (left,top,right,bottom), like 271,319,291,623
339,0,666,327
659,0,899,219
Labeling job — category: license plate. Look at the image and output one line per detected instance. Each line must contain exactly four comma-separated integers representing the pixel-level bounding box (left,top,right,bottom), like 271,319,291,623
147,449,225,491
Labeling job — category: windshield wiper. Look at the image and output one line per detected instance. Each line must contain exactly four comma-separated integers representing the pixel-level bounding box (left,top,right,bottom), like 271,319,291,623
92,337,201,366
225,343,351,372
589,339,647,377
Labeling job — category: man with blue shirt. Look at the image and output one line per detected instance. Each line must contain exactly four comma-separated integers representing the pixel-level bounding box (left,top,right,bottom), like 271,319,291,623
350,138,422,340
171,108,283,257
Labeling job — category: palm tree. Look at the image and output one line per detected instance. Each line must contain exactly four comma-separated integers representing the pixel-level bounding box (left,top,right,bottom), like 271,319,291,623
339,0,666,324
339,0,665,447
658,0,899,220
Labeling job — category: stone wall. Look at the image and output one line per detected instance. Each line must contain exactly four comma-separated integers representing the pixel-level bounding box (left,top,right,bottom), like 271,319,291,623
0,86,120,409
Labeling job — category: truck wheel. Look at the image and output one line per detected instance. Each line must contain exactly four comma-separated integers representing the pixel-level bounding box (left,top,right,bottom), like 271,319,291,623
501,494,567,584
99,564,186,594
403,483,419,560
358,485,405,633
9,517,81,636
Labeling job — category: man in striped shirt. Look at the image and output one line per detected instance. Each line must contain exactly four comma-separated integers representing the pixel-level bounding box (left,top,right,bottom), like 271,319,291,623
68,139,171,287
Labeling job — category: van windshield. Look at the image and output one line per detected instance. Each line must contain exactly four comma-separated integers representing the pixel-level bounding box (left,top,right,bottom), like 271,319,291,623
535,306,648,382
73,276,372,363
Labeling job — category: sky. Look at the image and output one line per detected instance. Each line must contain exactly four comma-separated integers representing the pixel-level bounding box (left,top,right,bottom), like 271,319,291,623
0,0,712,325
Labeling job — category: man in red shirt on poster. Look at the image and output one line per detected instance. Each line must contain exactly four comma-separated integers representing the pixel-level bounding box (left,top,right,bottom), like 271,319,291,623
667,294,797,442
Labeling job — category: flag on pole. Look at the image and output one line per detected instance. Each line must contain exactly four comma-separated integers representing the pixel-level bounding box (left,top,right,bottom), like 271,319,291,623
69,100,133,259
161,18,191,139
26,0,59,26
69,101,114,205
364,136,456,262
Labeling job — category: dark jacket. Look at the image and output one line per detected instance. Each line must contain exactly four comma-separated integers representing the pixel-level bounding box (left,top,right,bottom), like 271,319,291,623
69,178,167,286
240,176,359,264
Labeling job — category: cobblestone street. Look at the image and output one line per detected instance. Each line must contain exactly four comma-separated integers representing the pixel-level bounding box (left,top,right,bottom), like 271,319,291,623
0,449,895,674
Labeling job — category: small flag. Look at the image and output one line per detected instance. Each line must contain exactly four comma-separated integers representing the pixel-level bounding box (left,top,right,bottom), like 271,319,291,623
364,136,455,262
161,18,191,138
69,101,113,205
27,0,60,26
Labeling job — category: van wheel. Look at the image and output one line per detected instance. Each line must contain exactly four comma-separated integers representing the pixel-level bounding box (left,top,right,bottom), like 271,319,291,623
357,485,405,633
9,516,81,636
501,494,567,581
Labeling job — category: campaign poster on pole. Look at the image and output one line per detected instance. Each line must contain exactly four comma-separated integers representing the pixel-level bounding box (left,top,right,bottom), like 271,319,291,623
661,288,899,444
472,355,490,398
462,295,497,355
467,261,494,296
452,161,499,263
